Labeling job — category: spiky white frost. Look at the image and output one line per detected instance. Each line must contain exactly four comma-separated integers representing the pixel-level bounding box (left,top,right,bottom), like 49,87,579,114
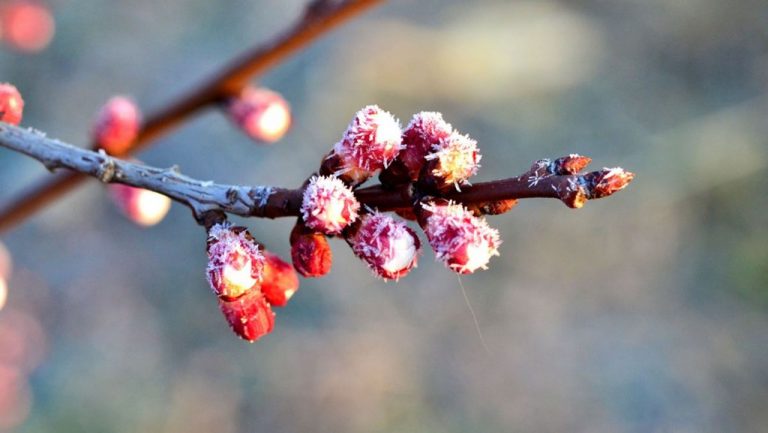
421,201,501,274
206,223,265,300
301,175,360,234
351,212,420,280
333,105,403,175
425,132,481,189
399,111,454,180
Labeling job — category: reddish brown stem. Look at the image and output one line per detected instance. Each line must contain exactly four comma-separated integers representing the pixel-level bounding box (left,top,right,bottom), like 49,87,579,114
0,0,384,233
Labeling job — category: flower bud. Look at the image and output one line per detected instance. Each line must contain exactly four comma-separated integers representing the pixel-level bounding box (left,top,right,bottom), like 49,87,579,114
226,87,291,143
301,175,360,234
423,131,480,190
0,83,24,126
218,289,275,342
206,223,265,301
398,111,453,181
332,105,402,182
260,251,299,307
92,96,141,155
583,167,635,199
349,213,420,280
108,183,171,227
0,0,55,53
420,201,501,274
552,154,591,175
289,222,332,278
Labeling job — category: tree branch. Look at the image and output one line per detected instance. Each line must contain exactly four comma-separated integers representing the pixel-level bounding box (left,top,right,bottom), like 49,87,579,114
0,125,633,223
0,0,385,233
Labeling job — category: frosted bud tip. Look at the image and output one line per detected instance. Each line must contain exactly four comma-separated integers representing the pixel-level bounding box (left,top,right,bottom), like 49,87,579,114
350,213,420,280
206,223,265,301
333,105,402,176
301,175,360,234
421,201,501,274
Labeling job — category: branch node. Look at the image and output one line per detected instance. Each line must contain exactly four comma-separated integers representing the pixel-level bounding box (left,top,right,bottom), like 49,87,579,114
96,151,117,183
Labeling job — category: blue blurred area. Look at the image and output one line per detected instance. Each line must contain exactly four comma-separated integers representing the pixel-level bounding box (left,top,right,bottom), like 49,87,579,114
1,1,768,432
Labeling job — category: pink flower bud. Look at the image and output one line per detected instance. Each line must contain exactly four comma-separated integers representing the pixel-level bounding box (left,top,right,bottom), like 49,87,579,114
108,183,171,227
290,223,332,278
420,201,501,274
349,213,420,280
92,96,141,155
301,175,360,234
227,87,291,143
206,223,265,301
0,83,24,126
333,105,402,180
424,132,481,189
584,167,635,199
0,0,55,53
260,251,299,307
399,111,453,181
218,289,275,342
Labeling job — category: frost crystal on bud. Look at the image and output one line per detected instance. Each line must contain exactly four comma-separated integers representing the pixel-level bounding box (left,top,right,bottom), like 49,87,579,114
227,87,291,143
333,105,402,178
218,289,275,342
92,96,141,155
421,201,501,274
206,223,265,301
301,175,360,234
585,167,635,199
350,213,420,280
260,251,299,307
0,83,24,126
290,226,332,278
109,184,171,227
399,111,453,181
424,132,481,189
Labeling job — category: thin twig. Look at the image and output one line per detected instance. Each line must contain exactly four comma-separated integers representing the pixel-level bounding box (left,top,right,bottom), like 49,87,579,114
0,125,631,223
0,0,384,233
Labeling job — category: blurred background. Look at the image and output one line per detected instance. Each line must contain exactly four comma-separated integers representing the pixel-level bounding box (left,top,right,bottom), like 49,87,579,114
1,0,768,432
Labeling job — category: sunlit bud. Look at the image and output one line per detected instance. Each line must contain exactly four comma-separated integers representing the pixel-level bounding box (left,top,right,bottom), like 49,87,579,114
206,223,265,301
227,87,291,143
0,83,23,126
423,131,481,190
349,213,420,280
552,154,591,175
92,96,141,155
218,289,274,342
0,241,11,280
0,278,7,311
332,105,402,182
0,0,55,53
398,111,453,181
289,222,332,278
583,167,635,199
420,201,501,275
109,184,171,227
260,251,299,307
301,175,360,234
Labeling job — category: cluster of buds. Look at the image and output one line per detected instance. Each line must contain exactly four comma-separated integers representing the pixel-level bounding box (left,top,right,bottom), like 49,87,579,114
225,86,292,143
293,106,493,280
205,222,298,341
0,0,55,53
0,83,23,125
